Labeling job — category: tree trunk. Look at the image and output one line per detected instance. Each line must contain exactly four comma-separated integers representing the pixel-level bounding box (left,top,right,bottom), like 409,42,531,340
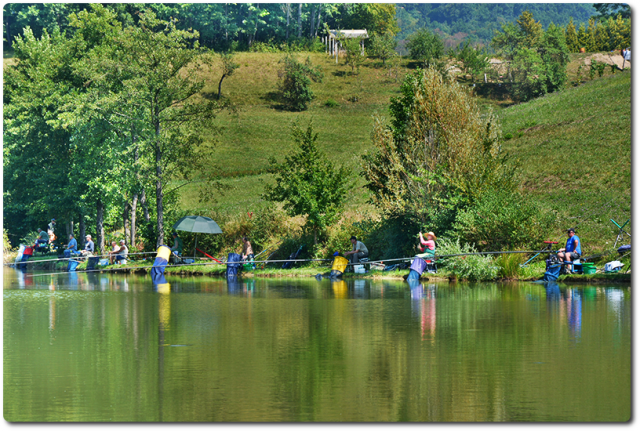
131,193,138,249
155,139,164,248
298,3,302,38
123,202,131,245
310,6,315,38
97,199,105,254
286,3,290,39
79,215,86,250
217,74,226,100
141,189,151,222
315,6,322,37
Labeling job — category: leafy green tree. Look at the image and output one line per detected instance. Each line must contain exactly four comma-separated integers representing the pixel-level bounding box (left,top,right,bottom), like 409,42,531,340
369,31,398,66
217,52,239,99
593,3,630,20
564,18,579,52
70,7,226,247
361,67,514,232
492,11,569,101
278,54,323,111
406,28,444,67
263,122,350,245
577,23,589,50
342,36,365,74
338,3,399,36
452,41,489,82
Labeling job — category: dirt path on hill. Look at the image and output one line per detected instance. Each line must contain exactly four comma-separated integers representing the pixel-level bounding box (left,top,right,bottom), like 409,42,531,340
584,53,631,70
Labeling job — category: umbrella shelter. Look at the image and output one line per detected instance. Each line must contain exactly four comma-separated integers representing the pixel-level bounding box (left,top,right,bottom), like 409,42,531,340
172,216,223,260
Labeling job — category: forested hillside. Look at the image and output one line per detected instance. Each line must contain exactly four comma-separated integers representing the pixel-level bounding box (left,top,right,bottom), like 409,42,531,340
396,3,596,45
4,3,600,52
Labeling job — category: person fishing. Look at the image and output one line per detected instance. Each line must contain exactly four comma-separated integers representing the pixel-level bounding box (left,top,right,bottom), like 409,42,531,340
241,236,255,269
344,236,368,265
557,228,581,273
416,231,436,258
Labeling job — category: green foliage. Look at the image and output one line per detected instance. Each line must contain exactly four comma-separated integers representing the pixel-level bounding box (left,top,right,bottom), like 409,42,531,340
324,99,339,108
437,238,499,281
4,229,13,253
263,121,350,244
453,187,554,251
452,41,489,82
395,3,595,44
217,52,239,99
593,3,630,19
340,4,399,36
492,11,569,101
564,18,580,52
590,59,606,79
362,67,515,234
369,32,398,66
495,253,526,279
341,36,366,74
278,54,323,111
406,29,444,67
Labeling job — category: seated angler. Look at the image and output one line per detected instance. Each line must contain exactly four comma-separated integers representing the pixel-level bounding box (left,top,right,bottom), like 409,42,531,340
35,228,49,247
557,228,581,273
344,236,369,266
114,240,128,264
81,234,95,256
63,234,79,258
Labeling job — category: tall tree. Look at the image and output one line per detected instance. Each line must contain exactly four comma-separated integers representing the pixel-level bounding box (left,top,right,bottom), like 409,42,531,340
263,122,350,245
71,7,227,246
362,67,514,229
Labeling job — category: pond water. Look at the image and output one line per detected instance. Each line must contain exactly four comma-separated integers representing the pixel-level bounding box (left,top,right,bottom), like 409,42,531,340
3,267,631,422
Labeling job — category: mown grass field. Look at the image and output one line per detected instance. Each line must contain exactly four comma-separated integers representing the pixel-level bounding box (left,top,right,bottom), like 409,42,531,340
180,51,630,258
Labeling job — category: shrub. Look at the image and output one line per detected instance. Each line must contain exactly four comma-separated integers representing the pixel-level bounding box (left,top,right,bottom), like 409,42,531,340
453,187,554,251
495,252,525,278
437,238,499,281
3,228,12,253
324,99,339,108
278,55,323,111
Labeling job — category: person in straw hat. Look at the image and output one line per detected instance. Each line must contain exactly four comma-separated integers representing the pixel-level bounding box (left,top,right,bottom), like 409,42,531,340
416,231,437,259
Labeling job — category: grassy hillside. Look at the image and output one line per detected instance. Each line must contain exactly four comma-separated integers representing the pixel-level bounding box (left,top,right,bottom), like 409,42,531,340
182,52,412,215
498,71,631,254
180,51,630,257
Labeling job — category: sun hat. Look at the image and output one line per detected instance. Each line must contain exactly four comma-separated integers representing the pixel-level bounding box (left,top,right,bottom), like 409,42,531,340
427,232,437,240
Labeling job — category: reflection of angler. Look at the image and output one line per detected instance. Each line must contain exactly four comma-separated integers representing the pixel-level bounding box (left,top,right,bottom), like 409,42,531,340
315,253,348,280
567,289,582,340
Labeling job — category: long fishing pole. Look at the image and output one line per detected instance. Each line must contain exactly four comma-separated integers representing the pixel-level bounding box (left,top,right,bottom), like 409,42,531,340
24,249,550,278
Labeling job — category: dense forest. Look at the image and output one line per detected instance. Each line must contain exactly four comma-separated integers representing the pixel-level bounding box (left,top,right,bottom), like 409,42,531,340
3,3,605,52
395,3,597,45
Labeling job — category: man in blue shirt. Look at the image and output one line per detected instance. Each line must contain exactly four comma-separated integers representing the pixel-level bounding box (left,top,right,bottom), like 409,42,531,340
557,228,581,272
64,234,78,258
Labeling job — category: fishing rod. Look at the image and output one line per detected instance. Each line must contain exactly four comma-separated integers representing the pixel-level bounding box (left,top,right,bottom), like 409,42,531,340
5,251,157,266
25,249,550,278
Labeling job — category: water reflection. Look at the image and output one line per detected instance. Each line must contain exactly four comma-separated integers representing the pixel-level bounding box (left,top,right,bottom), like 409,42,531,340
3,268,631,422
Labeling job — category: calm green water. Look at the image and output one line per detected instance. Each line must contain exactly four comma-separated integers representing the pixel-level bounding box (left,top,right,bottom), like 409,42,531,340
3,267,631,422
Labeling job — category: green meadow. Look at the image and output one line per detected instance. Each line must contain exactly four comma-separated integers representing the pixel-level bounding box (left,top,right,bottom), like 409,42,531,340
179,52,630,257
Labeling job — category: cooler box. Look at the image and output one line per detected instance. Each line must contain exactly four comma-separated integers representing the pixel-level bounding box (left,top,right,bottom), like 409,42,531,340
354,264,365,274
